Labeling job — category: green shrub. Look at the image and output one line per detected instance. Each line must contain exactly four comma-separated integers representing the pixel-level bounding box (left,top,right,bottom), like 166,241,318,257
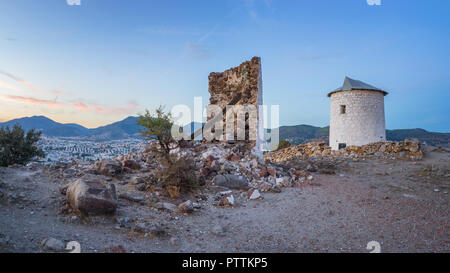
0,125,45,167
137,106,175,162
138,106,199,197
277,139,291,151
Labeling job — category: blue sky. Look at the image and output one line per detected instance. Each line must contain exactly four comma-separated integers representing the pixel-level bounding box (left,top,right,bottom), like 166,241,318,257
0,0,449,131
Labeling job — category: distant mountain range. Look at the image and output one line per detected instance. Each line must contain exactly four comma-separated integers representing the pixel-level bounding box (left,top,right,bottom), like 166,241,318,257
0,116,142,141
1,116,449,147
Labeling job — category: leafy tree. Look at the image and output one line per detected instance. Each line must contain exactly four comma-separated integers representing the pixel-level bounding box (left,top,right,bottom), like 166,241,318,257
137,106,177,162
137,106,198,196
277,139,291,151
0,124,45,167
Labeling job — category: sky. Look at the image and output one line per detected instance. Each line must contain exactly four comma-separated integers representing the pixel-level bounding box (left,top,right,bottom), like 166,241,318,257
0,0,449,131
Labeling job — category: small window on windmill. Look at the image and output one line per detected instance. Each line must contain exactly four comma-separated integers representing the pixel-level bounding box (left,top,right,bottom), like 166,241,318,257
340,105,346,114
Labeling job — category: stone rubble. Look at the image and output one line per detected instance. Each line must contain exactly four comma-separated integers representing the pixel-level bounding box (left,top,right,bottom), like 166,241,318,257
265,139,423,163
46,131,426,220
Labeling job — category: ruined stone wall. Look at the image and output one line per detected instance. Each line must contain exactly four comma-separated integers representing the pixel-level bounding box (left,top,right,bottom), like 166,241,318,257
329,90,386,150
207,57,263,156
264,139,423,163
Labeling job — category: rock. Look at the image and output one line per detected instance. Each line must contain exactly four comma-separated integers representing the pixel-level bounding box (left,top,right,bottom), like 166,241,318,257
156,202,177,212
258,169,268,178
66,175,117,216
136,184,147,192
219,193,234,207
258,181,273,192
133,222,166,237
221,162,236,173
275,177,291,187
116,217,133,227
307,175,313,181
205,155,217,167
40,238,65,252
212,174,249,189
130,176,145,185
123,159,140,170
96,159,122,176
248,189,261,200
270,185,282,193
69,215,81,224
118,193,145,204
178,200,194,213
230,155,242,162
267,167,276,177
265,141,423,162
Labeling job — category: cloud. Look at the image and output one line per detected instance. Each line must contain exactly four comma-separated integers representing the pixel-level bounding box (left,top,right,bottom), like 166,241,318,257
2,95,63,108
0,70,43,93
0,70,67,96
72,102,89,111
5,38,17,42
72,101,139,115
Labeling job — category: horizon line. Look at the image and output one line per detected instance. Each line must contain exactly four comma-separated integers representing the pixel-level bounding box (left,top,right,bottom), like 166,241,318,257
0,114,449,134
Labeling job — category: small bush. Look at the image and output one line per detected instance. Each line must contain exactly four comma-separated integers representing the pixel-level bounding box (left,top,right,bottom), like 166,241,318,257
138,106,200,198
0,125,45,167
137,106,175,162
157,155,198,198
277,139,291,151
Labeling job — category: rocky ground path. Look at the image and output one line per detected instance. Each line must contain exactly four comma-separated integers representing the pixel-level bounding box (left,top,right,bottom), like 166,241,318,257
0,147,448,253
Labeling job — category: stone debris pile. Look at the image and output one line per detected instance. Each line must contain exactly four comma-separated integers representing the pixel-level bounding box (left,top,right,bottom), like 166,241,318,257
47,140,315,216
265,139,423,163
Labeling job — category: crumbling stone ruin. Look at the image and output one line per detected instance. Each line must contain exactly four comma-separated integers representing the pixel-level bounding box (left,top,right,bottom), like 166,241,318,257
265,139,423,163
205,57,263,157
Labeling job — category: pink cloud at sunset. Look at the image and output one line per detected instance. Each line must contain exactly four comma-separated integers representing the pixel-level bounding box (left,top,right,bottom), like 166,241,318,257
0,70,42,93
73,101,139,115
3,95,63,108
72,102,89,111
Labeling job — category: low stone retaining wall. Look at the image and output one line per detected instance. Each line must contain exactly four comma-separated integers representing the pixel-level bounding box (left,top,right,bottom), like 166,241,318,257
264,139,423,163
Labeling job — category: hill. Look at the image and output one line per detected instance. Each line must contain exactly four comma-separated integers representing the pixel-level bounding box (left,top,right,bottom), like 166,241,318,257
0,116,89,137
1,116,449,146
0,116,142,140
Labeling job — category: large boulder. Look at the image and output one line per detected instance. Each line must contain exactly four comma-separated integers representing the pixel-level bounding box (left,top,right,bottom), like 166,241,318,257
66,175,117,216
212,174,249,189
96,159,122,176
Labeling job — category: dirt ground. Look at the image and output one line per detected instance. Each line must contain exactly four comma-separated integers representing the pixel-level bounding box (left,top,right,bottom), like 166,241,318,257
0,146,448,253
